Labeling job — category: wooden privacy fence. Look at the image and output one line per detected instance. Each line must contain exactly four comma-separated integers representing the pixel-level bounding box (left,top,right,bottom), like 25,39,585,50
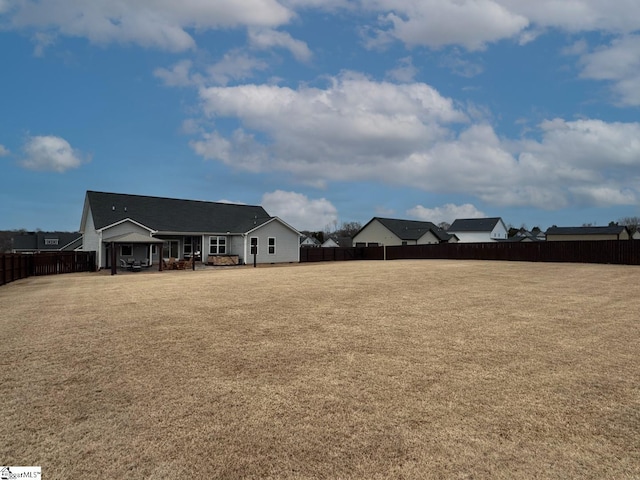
300,247,384,263
0,251,96,287
301,240,640,266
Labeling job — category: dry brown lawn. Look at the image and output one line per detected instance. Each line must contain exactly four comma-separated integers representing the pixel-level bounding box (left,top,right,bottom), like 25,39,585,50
1,260,639,479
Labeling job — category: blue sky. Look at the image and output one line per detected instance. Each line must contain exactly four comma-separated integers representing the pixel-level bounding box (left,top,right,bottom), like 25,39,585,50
1,0,640,232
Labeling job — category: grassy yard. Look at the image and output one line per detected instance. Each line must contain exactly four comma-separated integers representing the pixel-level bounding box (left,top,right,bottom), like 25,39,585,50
1,260,639,479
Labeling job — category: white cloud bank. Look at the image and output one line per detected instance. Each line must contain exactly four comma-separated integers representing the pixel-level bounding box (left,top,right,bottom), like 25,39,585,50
2,0,293,51
190,73,640,210
261,190,337,231
575,35,640,106
408,204,486,224
3,0,639,52
20,135,89,172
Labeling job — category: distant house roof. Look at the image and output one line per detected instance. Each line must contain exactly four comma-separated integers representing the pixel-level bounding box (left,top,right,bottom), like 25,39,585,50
449,217,503,232
300,235,321,246
12,231,82,252
360,217,455,242
83,191,273,234
546,226,629,236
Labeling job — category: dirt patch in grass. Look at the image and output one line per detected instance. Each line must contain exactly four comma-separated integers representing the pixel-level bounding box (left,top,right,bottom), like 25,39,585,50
1,260,639,479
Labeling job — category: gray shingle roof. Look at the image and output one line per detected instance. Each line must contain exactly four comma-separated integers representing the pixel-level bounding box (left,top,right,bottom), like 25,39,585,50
85,191,273,233
546,226,628,235
371,217,453,242
449,217,502,232
13,231,82,251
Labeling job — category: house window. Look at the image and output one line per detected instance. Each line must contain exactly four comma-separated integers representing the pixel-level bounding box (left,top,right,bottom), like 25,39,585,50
184,237,192,257
152,245,157,255
250,237,258,255
367,242,379,247
163,240,179,259
402,241,408,246
209,236,226,255
268,237,275,255
120,244,133,256
44,238,59,246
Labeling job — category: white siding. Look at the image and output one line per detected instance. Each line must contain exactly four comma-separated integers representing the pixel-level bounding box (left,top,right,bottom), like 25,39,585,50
450,232,493,243
249,220,300,264
81,207,100,253
81,207,101,268
490,222,508,240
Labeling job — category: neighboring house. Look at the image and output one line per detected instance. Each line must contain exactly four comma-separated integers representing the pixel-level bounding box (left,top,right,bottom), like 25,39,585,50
633,230,640,240
321,235,353,248
80,191,301,269
500,228,544,243
352,217,457,247
12,231,82,253
321,237,339,248
546,225,631,241
300,235,321,248
448,217,508,243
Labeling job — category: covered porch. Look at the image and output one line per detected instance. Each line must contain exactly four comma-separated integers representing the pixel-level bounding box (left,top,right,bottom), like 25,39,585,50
103,232,165,274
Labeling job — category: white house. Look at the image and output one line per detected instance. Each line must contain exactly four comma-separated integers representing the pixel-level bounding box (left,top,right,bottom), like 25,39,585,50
448,217,508,243
80,191,301,269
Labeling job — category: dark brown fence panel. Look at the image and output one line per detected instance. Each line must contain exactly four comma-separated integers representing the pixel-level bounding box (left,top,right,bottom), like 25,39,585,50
0,251,96,287
302,240,640,266
385,240,640,265
300,247,384,262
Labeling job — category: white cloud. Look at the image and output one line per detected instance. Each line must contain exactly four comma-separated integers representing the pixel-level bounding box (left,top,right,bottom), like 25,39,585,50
576,35,640,106
190,73,640,210
385,56,418,83
5,0,640,56
500,0,640,34
261,190,338,231
365,0,529,51
154,60,197,87
439,52,484,78
5,0,293,51
20,135,89,172
206,51,270,86
248,28,312,62
407,204,486,224
190,129,269,173
193,72,467,185
32,31,56,57
0,144,9,156
361,1,640,50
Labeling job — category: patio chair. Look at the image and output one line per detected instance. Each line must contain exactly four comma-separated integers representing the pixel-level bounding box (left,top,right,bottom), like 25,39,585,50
132,260,142,272
119,258,128,270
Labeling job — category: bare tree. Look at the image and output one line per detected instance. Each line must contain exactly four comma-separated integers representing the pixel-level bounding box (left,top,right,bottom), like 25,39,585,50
618,216,640,234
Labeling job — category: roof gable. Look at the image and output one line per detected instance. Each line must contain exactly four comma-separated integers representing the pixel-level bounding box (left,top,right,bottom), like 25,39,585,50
85,191,273,234
361,217,452,242
449,217,503,232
